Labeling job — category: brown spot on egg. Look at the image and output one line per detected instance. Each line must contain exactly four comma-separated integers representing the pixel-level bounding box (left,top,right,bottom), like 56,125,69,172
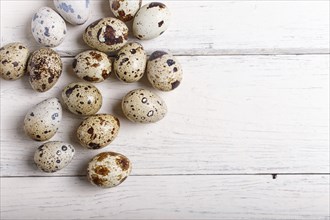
97,25,124,45
91,63,100,68
89,143,101,149
102,70,110,79
72,59,77,69
48,73,55,83
91,174,105,186
83,76,99,82
116,156,130,171
12,62,19,67
120,58,129,66
65,84,80,97
94,166,110,176
118,10,133,22
158,21,164,27
171,80,181,90
87,127,94,135
114,117,120,126
167,59,175,66
89,51,103,61
147,2,165,9
149,51,167,61
41,84,47,90
111,0,120,10
97,152,110,161
123,32,128,40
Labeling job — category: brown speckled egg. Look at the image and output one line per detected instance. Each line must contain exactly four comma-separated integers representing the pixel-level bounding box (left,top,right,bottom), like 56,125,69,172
114,42,147,83
83,17,128,53
77,114,120,150
122,88,167,123
34,141,75,173
87,152,132,188
24,98,62,141
109,0,142,22
27,48,62,92
0,42,29,80
61,82,102,116
73,50,112,83
133,2,171,40
147,51,183,91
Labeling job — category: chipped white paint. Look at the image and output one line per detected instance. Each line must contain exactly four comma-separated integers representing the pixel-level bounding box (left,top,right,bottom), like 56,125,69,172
0,0,329,219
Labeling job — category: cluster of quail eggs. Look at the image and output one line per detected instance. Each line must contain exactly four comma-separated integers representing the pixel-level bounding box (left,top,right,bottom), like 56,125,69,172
0,0,183,189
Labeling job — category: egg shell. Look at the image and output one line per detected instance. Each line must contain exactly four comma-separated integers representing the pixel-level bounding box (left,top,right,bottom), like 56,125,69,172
77,114,120,150
27,48,62,92
62,82,102,116
83,17,128,53
0,43,29,80
147,51,183,91
122,88,167,123
73,50,112,83
34,141,75,173
24,98,62,141
114,42,147,83
109,0,142,22
53,0,91,25
31,7,67,47
133,2,171,40
87,152,132,188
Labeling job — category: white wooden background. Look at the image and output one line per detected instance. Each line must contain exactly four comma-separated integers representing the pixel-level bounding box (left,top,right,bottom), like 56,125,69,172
1,1,329,219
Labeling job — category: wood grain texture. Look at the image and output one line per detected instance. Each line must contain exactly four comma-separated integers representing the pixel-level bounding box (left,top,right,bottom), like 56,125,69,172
1,1,329,219
1,55,329,176
1,175,329,220
1,1,329,56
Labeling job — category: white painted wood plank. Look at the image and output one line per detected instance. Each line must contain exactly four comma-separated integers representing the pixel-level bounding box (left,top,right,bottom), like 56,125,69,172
1,1,329,56
1,55,329,176
1,175,329,219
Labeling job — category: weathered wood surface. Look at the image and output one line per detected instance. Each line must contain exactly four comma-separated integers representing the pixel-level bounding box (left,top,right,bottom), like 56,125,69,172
1,175,329,220
1,1,329,219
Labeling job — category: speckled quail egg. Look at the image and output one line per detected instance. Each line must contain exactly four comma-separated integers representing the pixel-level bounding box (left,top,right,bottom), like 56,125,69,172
109,0,142,22
0,43,29,80
87,152,132,188
27,48,62,92
77,114,120,150
114,42,147,83
62,82,102,116
73,50,112,83
31,7,67,47
24,98,62,141
133,2,171,40
53,0,91,25
147,51,183,91
34,141,75,173
122,88,167,123
83,17,128,53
